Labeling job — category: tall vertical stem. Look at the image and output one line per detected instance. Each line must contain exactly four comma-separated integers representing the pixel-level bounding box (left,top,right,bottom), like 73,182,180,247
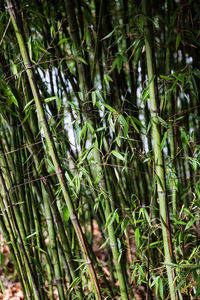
6,1,101,298
142,1,178,299
165,0,177,216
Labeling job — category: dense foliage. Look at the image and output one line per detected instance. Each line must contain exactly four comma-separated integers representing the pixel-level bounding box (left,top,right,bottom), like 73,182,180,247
0,0,200,299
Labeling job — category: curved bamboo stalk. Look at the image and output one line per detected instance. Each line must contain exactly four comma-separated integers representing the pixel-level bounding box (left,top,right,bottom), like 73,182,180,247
142,0,178,299
6,1,101,299
61,1,129,297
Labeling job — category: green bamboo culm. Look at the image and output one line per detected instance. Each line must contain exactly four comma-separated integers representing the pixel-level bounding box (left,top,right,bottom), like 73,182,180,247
0,48,83,297
142,0,179,299
63,1,129,298
0,167,41,300
165,0,177,216
6,1,101,299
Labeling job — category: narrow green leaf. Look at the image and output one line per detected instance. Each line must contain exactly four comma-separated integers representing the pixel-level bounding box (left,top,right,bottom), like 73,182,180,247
79,123,88,143
63,205,70,223
0,278,5,295
96,90,104,103
78,56,88,65
191,76,198,98
34,246,47,254
105,209,118,230
44,96,57,103
92,91,96,105
38,46,51,55
134,45,143,66
135,227,140,247
160,75,174,80
159,277,164,299
103,74,113,89
102,103,118,114
26,232,37,239
57,97,62,113
160,131,168,150
57,38,69,45
46,158,55,171
111,150,125,161
119,115,128,137
185,217,196,230
157,116,168,128
102,27,118,40
176,33,181,50
24,99,34,111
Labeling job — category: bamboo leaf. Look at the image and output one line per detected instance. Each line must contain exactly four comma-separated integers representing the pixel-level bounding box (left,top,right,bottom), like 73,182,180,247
102,103,118,114
79,123,88,143
135,227,140,247
78,56,88,65
119,115,128,137
103,74,113,89
91,91,96,105
105,209,118,230
22,106,34,123
0,278,5,296
57,38,69,45
96,90,104,103
44,96,58,103
46,158,55,171
98,238,110,250
57,97,62,113
133,44,143,65
191,76,198,98
26,232,37,239
157,116,168,128
102,26,118,40
185,217,196,230
160,75,174,81
159,277,164,299
111,150,125,161
23,99,34,111
38,46,51,55
176,33,181,50
160,131,168,150
63,205,70,223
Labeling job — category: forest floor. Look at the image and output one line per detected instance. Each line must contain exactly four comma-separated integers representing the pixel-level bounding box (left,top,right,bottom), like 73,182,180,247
0,243,24,300
0,222,145,299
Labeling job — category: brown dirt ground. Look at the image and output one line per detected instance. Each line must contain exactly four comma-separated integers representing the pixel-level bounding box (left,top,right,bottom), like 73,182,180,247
0,222,145,299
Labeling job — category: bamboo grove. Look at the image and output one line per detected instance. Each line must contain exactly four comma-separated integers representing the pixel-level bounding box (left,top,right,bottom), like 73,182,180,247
0,0,200,299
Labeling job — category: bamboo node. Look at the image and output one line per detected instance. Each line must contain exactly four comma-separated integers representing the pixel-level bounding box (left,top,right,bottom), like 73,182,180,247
5,6,13,10
110,243,118,248
99,179,104,186
71,214,77,221
157,190,166,194
55,277,63,284
85,260,92,265
24,62,32,70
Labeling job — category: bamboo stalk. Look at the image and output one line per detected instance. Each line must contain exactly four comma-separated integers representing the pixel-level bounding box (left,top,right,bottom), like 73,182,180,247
42,186,66,300
142,1,178,299
0,167,41,300
165,0,177,216
1,69,84,296
6,1,101,298
49,0,129,297
0,136,41,299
